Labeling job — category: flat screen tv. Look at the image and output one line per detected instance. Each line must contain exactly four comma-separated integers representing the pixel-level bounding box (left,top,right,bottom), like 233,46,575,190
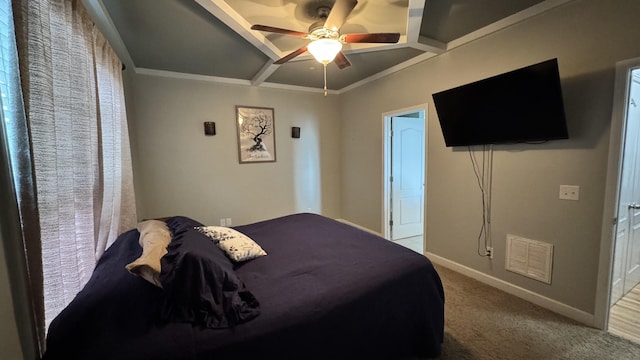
432,58,568,147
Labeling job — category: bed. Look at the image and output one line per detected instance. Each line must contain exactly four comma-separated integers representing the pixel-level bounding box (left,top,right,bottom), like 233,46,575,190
42,213,444,359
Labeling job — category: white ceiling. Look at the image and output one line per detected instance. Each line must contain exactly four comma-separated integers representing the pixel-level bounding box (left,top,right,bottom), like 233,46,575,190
84,0,574,93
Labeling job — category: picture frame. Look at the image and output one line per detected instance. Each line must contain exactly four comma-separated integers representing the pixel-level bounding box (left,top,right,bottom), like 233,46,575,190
235,105,277,163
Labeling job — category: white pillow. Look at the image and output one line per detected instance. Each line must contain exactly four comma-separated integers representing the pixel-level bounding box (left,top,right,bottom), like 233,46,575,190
195,226,267,262
125,220,171,287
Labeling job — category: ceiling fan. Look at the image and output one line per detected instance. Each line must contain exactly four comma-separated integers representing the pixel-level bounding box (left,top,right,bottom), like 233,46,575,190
250,0,401,95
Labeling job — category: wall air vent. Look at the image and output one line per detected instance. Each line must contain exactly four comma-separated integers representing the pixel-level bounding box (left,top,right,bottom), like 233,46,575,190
505,234,553,284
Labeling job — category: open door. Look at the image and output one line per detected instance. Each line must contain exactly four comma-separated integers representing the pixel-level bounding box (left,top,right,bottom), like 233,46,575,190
611,70,640,304
382,105,427,242
390,116,425,240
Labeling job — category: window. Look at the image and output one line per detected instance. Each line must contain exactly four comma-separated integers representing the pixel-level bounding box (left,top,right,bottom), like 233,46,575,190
0,0,26,186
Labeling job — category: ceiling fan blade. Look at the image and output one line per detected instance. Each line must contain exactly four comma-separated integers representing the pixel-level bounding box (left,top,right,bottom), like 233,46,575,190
341,33,401,43
323,0,358,31
274,46,308,64
334,52,351,69
251,24,309,38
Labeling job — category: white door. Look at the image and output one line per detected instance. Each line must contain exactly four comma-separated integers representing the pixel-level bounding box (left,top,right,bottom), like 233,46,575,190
624,77,640,296
612,73,640,304
390,116,425,240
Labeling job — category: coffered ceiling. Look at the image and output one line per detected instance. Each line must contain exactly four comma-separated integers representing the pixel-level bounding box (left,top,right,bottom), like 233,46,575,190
83,0,573,93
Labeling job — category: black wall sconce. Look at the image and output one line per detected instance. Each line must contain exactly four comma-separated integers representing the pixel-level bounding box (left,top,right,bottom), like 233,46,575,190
204,122,216,136
291,127,301,139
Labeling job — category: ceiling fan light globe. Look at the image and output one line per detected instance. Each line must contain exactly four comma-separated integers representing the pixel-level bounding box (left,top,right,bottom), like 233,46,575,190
308,39,342,64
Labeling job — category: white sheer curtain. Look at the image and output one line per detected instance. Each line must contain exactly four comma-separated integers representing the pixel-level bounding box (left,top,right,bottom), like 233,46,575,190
93,27,137,259
12,0,137,333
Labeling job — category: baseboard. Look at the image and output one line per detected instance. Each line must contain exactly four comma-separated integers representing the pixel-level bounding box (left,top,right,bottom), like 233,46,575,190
426,252,595,327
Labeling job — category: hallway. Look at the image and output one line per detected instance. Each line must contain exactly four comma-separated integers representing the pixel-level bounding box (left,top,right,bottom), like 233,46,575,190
393,235,424,255
609,284,640,344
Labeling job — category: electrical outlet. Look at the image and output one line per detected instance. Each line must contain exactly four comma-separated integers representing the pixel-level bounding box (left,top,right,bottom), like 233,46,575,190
559,185,580,200
487,247,494,259
225,218,232,226
220,218,226,226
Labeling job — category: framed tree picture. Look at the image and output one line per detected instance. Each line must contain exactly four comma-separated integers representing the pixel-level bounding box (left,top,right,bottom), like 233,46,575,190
235,105,277,163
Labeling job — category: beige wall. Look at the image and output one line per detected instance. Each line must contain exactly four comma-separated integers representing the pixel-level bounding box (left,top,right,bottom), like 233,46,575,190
340,0,640,313
127,74,342,226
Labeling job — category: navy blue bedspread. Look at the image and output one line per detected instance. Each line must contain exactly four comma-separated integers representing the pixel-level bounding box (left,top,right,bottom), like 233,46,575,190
43,213,444,359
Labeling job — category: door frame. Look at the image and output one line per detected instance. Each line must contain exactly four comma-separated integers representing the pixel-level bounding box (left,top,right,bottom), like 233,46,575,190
382,103,428,240
595,57,640,329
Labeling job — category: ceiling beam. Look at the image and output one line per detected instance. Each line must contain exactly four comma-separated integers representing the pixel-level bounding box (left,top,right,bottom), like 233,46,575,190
405,0,425,44
413,36,447,53
251,61,279,86
136,68,251,86
402,0,445,54
342,36,409,54
194,0,283,60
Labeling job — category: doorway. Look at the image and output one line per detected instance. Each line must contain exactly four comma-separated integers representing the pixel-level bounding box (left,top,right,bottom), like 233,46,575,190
597,57,640,340
382,104,427,254
608,67,640,343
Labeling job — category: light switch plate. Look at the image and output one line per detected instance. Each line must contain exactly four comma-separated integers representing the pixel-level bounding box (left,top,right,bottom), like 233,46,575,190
559,185,580,200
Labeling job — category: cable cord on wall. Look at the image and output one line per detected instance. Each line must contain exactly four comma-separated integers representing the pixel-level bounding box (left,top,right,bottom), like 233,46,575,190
468,144,493,257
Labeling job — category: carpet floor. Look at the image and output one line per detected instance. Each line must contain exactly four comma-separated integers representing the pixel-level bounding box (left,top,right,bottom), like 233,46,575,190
430,265,640,360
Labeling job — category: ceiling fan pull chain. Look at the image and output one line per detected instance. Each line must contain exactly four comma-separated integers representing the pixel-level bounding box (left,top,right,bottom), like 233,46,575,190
323,63,328,96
